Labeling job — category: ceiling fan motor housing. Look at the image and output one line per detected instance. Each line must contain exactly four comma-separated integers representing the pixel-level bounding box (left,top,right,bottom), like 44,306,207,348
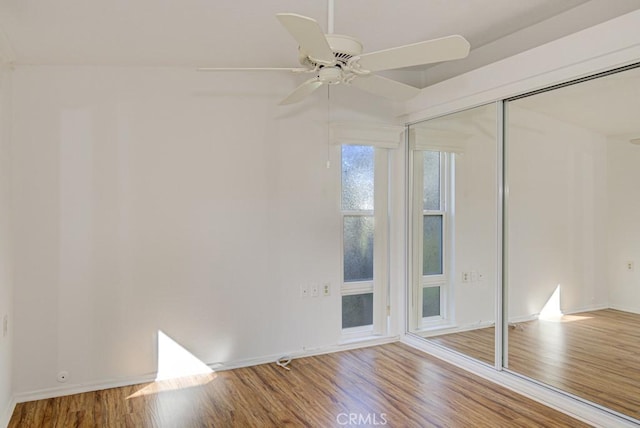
298,34,363,67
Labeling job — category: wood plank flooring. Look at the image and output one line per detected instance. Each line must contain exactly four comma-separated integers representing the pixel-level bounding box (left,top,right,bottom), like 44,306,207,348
9,342,588,427
430,309,640,420
429,326,496,366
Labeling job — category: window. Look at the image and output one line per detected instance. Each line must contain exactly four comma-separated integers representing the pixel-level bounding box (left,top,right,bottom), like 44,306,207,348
411,150,452,329
341,144,388,336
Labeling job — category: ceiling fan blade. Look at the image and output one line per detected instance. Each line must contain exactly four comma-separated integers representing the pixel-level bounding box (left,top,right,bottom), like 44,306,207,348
357,35,470,72
197,67,306,72
350,74,420,101
276,13,335,64
279,78,324,105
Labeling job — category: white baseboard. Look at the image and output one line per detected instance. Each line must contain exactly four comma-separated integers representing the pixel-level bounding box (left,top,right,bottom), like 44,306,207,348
507,303,610,326
13,335,400,405
12,373,158,405
1,395,16,428
607,304,640,315
564,303,609,315
208,335,400,372
508,313,539,324
401,334,638,428
415,320,495,338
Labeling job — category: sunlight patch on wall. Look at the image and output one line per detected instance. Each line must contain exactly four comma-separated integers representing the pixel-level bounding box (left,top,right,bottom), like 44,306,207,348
539,285,593,323
539,284,562,320
127,331,215,399
156,330,213,380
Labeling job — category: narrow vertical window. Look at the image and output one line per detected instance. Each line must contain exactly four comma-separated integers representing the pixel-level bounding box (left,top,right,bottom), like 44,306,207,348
341,145,375,330
422,151,446,320
411,149,450,328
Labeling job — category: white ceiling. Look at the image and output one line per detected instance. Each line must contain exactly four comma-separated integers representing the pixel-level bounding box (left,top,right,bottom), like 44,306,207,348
0,0,639,86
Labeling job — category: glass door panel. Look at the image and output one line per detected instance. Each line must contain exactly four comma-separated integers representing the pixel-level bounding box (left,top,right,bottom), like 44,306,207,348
504,65,640,420
408,103,499,367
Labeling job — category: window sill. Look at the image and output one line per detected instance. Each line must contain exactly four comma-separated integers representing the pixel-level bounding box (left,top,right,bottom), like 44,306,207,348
340,325,376,343
414,322,457,334
338,333,398,348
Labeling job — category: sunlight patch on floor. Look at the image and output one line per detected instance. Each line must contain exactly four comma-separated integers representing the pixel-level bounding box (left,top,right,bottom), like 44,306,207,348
554,314,593,323
127,372,217,398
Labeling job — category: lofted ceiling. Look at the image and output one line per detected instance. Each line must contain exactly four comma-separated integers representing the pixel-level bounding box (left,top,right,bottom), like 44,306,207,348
0,0,639,87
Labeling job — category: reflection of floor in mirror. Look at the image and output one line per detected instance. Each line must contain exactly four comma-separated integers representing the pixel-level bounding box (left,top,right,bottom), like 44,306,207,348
428,326,495,366
431,309,640,420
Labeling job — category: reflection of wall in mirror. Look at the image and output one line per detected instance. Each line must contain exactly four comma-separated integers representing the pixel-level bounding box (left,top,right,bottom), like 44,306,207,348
507,105,609,321
607,136,640,313
453,130,498,327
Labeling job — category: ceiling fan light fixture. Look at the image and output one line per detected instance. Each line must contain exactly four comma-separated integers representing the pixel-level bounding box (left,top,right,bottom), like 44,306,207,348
318,67,343,84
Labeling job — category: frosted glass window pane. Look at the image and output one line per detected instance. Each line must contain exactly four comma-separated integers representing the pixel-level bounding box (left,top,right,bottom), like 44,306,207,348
342,145,374,210
342,293,374,328
422,286,441,318
343,216,374,282
423,215,443,276
423,151,441,211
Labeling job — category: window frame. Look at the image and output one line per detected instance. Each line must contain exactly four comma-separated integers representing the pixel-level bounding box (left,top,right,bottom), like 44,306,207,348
410,149,454,331
340,145,389,340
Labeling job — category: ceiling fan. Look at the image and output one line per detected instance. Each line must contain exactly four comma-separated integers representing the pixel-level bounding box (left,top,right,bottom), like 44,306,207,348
198,12,470,105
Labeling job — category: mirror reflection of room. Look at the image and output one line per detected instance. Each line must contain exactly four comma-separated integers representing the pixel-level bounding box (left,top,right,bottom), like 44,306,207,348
505,65,640,420
408,103,498,366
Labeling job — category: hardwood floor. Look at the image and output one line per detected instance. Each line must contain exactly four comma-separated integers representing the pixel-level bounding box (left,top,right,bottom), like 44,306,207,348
9,342,588,427
430,309,640,420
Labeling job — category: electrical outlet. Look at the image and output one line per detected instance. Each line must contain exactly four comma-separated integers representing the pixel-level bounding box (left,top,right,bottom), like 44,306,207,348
462,272,470,283
322,283,331,296
311,284,319,297
300,284,309,298
626,261,635,272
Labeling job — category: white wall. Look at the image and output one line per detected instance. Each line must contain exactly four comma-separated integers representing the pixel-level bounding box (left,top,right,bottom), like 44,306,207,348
607,137,640,312
0,67,14,425
10,66,398,395
506,105,609,319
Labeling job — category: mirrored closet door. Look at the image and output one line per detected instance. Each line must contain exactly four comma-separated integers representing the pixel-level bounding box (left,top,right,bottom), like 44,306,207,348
407,102,499,367
504,64,640,420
